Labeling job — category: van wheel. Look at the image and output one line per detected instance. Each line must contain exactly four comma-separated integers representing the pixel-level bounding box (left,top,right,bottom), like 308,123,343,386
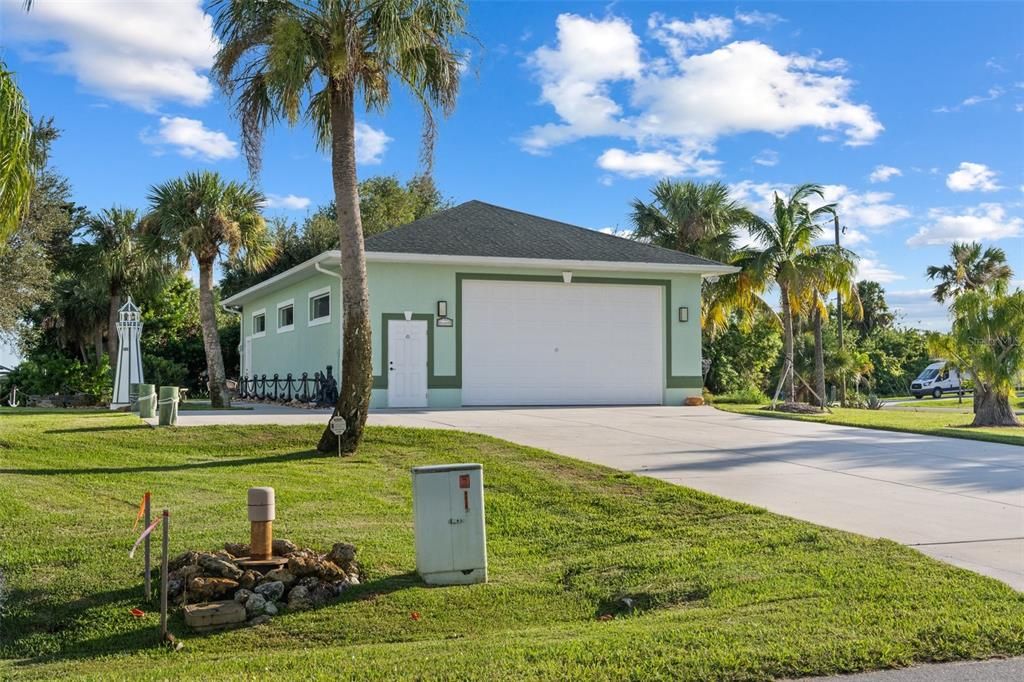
932,388,943,399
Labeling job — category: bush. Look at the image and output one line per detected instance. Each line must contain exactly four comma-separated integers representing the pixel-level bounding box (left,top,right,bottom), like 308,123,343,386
3,353,111,402
709,387,770,404
143,355,188,390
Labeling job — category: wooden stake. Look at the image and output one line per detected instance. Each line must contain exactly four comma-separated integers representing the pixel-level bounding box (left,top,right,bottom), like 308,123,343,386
159,509,169,643
143,492,151,602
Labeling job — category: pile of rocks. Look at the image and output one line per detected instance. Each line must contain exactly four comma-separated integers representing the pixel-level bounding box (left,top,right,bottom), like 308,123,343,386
167,539,360,627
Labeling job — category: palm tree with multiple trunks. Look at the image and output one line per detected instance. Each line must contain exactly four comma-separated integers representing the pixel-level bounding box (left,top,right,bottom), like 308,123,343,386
211,0,467,453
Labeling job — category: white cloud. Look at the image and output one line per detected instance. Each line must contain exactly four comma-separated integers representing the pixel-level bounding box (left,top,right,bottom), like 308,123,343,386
3,0,218,110
354,122,392,165
735,10,784,27
985,58,1006,73
857,257,905,283
887,289,951,331
907,203,1023,246
819,185,911,229
142,116,237,160
523,14,882,173
597,148,720,178
522,14,642,153
946,162,1002,192
264,194,311,211
869,165,901,183
934,87,1004,113
649,13,733,62
753,149,779,167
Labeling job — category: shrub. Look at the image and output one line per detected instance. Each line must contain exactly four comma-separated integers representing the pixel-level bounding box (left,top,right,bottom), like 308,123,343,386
3,353,111,402
709,387,770,404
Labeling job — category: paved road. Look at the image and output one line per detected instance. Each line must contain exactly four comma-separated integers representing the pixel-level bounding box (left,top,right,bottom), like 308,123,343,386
367,406,1024,590
157,403,1024,590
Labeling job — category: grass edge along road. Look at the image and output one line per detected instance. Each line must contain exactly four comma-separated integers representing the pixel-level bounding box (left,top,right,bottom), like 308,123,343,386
1,409,1022,680
714,403,1024,448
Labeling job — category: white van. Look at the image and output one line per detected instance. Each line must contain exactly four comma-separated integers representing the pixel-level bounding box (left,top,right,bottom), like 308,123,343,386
910,361,963,399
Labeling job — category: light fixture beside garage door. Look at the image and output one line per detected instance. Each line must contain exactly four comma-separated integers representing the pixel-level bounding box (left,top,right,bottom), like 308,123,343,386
678,306,689,322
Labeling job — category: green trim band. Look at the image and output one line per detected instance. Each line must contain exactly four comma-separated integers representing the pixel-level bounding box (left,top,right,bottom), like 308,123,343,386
373,313,458,390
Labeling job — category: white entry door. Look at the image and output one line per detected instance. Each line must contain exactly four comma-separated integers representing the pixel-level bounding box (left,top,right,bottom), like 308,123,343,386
388,319,428,408
243,336,252,376
462,280,663,405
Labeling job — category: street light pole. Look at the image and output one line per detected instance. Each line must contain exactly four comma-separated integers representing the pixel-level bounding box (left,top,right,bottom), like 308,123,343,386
835,214,846,406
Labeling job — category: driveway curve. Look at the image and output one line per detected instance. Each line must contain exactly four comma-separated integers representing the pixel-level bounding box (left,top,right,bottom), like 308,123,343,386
369,405,1024,590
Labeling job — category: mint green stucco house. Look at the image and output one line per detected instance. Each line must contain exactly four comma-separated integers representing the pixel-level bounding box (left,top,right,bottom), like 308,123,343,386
222,201,736,409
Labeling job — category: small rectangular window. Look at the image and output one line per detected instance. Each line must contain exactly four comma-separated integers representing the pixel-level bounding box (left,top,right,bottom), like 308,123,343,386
278,304,294,330
310,293,330,321
253,313,266,334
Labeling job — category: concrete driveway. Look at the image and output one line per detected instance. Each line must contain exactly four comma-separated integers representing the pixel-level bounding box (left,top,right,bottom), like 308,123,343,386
368,406,1024,590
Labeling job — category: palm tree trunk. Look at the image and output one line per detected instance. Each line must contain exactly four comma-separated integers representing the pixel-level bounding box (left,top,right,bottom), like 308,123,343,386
317,81,373,454
813,305,826,410
94,326,105,366
780,284,795,401
106,284,121,363
197,258,229,408
972,383,1020,427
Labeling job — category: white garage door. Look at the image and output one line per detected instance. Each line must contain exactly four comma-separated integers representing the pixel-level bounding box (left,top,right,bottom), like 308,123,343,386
461,279,664,405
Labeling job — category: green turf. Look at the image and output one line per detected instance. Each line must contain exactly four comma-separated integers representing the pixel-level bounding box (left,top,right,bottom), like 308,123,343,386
715,403,1024,447
1,410,1022,680
887,396,1024,411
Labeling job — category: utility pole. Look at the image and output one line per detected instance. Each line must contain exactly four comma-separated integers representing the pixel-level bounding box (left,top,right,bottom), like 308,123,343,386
835,214,847,406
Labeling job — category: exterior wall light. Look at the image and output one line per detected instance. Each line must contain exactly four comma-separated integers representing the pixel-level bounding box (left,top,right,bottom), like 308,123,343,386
678,306,689,322
437,300,448,317
562,271,573,284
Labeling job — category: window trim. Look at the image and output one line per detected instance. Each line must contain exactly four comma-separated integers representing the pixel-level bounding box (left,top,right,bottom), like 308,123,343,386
308,286,332,327
276,298,295,333
251,308,267,338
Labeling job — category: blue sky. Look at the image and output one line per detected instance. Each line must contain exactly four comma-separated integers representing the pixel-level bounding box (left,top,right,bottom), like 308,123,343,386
2,1,1023,366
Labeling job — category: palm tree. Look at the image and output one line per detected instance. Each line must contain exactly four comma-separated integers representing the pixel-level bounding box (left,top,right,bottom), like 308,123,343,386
630,180,763,337
144,171,272,407
630,180,754,262
793,250,860,408
737,184,839,402
926,241,1013,303
930,289,1024,427
0,65,35,245
211,0,466,453
81,207,170,362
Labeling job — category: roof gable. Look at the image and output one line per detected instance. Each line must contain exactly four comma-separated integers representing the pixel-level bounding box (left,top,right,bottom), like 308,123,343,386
364,200,728,268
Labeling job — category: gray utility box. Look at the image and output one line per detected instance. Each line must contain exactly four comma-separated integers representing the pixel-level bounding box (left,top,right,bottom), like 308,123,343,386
411,463,487,585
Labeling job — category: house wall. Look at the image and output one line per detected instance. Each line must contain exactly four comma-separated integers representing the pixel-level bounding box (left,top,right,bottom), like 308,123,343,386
239,261,705,408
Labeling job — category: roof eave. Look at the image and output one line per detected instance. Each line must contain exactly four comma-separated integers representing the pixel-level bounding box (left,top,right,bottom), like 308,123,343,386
365,251,739,275
221,250,341,306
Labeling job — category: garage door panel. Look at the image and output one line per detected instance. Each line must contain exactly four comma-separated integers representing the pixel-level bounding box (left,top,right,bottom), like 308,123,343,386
462,280,663,406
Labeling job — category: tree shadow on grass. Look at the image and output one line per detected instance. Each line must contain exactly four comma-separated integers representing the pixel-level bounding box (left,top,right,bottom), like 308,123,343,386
3,583,169,667
45,425,150,434
0,449,337,476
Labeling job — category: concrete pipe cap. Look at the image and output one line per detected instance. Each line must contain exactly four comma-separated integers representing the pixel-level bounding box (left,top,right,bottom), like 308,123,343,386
247,487,276,522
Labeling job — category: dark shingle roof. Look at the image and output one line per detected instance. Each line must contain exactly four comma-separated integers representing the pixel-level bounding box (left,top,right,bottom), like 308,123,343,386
364,200,728,268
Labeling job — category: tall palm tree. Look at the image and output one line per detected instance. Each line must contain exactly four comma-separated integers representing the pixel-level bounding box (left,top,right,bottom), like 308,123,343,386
81,207,170,362
792,249,860,408
0,65,35,245
926,241,1013,303
211,0,466,453
144,171,272,407
736,184,838,402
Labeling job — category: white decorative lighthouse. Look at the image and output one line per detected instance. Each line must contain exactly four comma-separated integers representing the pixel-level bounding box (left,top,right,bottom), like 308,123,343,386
110,298,144,409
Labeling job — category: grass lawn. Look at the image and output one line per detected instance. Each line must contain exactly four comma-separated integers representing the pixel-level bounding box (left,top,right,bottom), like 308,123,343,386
887,396,1024,411
1,410,1023,680
715,403,1024,447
